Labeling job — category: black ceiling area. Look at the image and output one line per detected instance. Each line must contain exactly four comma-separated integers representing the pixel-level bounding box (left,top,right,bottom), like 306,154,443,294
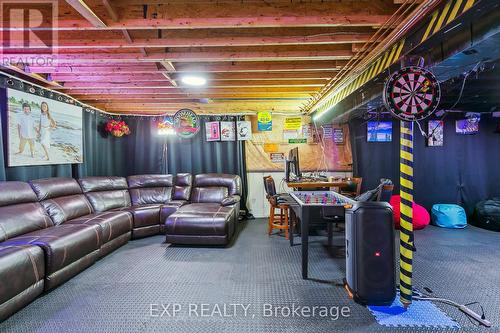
438,60,499,113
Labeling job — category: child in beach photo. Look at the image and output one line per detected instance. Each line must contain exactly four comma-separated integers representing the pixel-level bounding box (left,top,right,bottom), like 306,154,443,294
37,101,57,161
15,103,37,158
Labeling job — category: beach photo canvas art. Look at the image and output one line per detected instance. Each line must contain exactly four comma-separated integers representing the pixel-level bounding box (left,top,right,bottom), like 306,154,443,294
7,88,83,167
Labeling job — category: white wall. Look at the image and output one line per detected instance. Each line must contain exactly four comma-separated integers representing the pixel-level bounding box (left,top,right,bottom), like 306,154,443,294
246,171,353,218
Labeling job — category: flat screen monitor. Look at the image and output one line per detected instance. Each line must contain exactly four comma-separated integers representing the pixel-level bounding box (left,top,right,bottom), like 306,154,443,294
456,119,479,134
288,147,301,178
367,121,392,142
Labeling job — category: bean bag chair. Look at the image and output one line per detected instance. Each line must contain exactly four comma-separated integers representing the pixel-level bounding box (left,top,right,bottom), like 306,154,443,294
431,204,467,229
390,195,430,230
471,198,500,231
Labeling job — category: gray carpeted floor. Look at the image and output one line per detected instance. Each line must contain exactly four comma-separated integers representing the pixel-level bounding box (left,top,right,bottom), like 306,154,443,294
1,219,499,333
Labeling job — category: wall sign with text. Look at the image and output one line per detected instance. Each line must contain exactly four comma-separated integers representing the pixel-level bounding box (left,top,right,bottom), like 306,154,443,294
173,109,200,139
333,128,344,144
270,153,285,163
257,111,272,131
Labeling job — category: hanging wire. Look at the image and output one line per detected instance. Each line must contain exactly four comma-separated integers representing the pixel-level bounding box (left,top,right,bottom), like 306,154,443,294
419,60,483,139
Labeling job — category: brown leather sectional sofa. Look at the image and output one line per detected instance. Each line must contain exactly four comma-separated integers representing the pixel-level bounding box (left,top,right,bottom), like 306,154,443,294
0,173,241,322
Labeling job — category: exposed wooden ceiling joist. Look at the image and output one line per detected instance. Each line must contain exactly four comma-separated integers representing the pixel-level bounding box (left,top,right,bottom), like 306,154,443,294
1,0,420,115
50,72,334,82
64,0,107,28
9,50,353,62
25,61,347,74
51,1,399,30
28,33,374,49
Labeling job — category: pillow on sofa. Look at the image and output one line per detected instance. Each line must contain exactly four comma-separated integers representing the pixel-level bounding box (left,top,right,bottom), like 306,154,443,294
389,195,430,230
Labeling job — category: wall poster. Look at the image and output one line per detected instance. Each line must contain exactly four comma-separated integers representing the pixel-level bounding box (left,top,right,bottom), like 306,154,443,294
220,121,236,141
7,88,83,166
236,121,252,140
205,121,220,141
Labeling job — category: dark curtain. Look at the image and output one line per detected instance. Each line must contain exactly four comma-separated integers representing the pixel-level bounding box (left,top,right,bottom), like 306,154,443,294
76,112,167,177
349,114,500,214
166,116,249,212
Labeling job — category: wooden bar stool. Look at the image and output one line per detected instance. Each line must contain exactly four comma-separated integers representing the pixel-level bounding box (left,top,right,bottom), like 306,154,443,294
263,176,290,239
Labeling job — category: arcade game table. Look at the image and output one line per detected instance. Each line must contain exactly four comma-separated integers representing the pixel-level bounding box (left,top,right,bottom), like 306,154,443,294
288,191,355,279
285,180,347,190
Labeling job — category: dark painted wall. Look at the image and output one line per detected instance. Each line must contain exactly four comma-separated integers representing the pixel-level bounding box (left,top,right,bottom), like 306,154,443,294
349,114,500,214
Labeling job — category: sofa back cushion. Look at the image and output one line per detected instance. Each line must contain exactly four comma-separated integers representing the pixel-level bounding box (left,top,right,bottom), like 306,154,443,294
190,187,229,203
193,174,242,196
127,174,173,206
172,173,192,201
190,174,242,204
0,181,53,241
29,178,93,225
79,177,131,212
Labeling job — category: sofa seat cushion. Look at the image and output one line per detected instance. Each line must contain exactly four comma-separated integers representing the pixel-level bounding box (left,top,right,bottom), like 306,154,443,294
117,205,161,228
165,203,234,237
166,213,232,236
0,245,44,306
0,224,101,275
66,211,133,243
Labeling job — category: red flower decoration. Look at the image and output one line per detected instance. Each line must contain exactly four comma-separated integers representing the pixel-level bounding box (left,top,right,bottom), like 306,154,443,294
105,120,131,137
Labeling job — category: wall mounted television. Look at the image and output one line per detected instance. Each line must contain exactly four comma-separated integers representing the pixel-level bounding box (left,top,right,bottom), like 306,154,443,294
367,121,393,142
456,119,479,134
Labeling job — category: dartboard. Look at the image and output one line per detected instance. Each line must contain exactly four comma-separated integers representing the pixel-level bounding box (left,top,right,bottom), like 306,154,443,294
383,66,441,121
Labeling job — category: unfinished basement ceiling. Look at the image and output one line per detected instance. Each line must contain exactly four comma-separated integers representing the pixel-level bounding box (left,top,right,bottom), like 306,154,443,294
2,0,426,115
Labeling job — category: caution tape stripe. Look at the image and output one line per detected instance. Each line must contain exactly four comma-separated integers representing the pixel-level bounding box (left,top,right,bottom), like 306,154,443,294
400,159,413,169
400,254,412,266
313,39,405,116
432,1,453,35
400,281,413,293
401,133,413,142
400,151,413,162
400,121,414,306
421,0,476,43
400,174,413,185
400,177,414,190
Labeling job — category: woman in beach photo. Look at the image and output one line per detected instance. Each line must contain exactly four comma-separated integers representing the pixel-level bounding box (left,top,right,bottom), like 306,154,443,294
37,101,57,161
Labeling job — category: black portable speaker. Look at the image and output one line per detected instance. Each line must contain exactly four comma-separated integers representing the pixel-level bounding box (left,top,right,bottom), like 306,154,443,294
345,202,396,305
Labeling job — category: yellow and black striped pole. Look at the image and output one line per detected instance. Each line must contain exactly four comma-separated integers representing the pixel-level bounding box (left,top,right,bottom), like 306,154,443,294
399,120,414,307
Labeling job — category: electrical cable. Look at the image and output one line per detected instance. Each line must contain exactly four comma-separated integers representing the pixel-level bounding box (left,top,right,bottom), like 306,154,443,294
395,286,492,327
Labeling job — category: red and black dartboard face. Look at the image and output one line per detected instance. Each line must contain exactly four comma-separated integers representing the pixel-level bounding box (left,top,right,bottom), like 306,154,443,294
383,66,441,121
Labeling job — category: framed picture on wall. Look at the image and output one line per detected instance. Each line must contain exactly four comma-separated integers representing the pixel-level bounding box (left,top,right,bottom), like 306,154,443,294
205,121,220,141
6,88,83,166
236,121,252,140
427,120,444,146
220,121,236,141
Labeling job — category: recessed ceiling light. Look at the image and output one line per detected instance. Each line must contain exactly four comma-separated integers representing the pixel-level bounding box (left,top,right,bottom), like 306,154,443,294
181,75,207,86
